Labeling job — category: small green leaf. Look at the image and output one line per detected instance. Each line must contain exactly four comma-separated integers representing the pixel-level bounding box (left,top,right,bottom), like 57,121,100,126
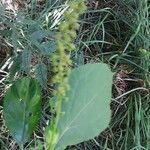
20,49,32,73
73,51,84,67
30,30,48,43
29,30,56,55
56,63,113,149
40,41,56,55
3,77,41,145
27,22,40,33
9,53,22,79
35,63,47,88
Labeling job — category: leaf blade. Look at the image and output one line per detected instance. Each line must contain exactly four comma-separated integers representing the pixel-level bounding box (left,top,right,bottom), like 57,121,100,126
20,49,32,73
56,63,113,149
35,63,47,88
3,77,41,145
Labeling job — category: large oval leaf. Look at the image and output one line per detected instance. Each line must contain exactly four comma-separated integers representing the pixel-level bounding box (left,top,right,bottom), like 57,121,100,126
56,63,113,149
3,77,41,145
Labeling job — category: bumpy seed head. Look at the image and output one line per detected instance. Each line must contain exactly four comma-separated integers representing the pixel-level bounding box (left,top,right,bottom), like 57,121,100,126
52,0,86,98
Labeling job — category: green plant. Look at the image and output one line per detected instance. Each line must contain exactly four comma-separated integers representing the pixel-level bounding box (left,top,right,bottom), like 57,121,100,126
2,0,113,150
45,1,87,149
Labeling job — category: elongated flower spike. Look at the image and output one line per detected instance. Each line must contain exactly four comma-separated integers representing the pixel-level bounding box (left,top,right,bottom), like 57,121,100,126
46,1,86,149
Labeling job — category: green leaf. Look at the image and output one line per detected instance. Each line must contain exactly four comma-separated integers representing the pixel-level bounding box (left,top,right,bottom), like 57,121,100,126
3,77,41,145
20,49,32,73
35,63,47,88
73,51,84,67
0,29,12,37
40,41,56,55
27,21,41,33
9,53,22,79
56,63,113,149
29,30,56,55
30,30,47,43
